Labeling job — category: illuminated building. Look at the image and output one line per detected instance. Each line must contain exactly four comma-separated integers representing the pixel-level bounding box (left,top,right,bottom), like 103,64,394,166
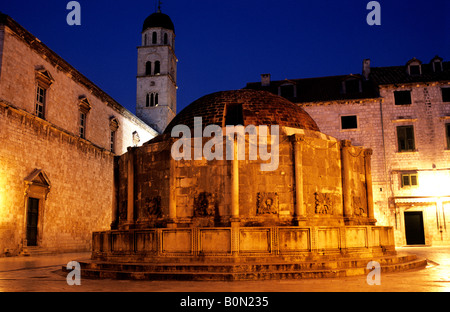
246,56,450,246
0,14,159,256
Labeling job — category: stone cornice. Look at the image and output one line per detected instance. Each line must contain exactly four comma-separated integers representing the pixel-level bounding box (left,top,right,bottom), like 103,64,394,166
0,14,157,136
0,98,114,157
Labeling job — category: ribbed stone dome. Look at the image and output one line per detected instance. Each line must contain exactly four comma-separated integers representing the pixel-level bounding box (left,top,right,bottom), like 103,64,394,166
164,89,320,134
142,12,175,33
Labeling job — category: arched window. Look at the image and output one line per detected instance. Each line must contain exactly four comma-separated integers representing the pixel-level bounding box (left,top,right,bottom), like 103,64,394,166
278,81,297,98
431,56,443,73
406,58,422,76
144,34,147,46
344,79,361,94
341,75,362,94
164,33,168,45
154,61,160,75
146,93,159,107
152,32,157,44
145,61,152,76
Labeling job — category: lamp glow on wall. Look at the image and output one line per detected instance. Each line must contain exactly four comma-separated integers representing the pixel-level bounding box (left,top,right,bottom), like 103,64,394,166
419,171,450,198
0,166,6,222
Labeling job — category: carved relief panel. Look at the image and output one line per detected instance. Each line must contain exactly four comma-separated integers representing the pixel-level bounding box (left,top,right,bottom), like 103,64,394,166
256,192,279,215
353,196,366,217
119,200,127,220
193,192,216,217
314,192,333,214
143,196,162,218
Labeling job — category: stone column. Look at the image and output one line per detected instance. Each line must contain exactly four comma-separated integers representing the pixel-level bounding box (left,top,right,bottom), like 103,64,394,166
364,148,376,224
291,134,306,225
231,135,240,224
126,147,135,229
341,140,353,220
110,157,119,230
168,154,177,228
435,198,444,233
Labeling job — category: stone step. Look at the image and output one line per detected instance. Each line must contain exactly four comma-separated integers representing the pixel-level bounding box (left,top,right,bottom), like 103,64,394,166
78,254,419,273
78,268,348,281
23,247,58,257
72,258,427,281
65,255,427,281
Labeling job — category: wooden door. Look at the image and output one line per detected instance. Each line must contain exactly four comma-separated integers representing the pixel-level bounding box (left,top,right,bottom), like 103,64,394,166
26,197,39,246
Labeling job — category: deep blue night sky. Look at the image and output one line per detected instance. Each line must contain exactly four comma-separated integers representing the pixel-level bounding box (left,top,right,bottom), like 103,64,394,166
2,0,449,114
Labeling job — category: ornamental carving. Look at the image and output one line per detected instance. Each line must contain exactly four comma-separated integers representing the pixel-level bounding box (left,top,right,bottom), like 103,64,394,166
314,192,333,214
119,200,127,220
145,196,162,218
193,192,216,217
353,196,366,217
257,192,279,215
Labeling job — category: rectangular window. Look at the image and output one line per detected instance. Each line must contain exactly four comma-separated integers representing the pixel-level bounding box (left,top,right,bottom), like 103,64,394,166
345,79,360,94
394,91,412,105
79,112,86,139
442,88,450,103
401,173,418,188
110,131,116,153
409,65,420,76
397,125,415,152
225,103,244,126
434,62,442,72
341,115,358,130
35,85,46,119
280,84,295,98
446,123,450,150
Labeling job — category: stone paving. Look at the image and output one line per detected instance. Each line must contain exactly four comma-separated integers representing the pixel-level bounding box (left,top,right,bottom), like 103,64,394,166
0,247,449,292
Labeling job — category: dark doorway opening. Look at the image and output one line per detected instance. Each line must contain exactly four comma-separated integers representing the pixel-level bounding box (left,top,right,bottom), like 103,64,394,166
27,197,39,246
225,103,244,126
404,211,425,245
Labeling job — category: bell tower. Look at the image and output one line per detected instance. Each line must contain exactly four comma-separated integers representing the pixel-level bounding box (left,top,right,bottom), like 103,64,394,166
136,6,177,134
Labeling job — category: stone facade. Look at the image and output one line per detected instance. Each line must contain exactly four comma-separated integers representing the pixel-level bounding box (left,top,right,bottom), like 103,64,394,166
114,129,373,229
92,225,395,264
0,103,114,254
0,14,158,256
246,57,450,246
90,90,396,266
85,90,394,262
304,83,450,247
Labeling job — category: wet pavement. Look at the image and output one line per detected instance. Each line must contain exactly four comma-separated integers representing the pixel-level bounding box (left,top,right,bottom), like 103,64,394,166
0,246,449,292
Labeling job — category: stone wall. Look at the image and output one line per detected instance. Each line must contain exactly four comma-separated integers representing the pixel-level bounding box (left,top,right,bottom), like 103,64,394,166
302,100,389,225
91,225,396,262
301,82,450,246
0,18,159,256
379,84,450,246
0,23,157,155
0,102,113,255
115,128,373,229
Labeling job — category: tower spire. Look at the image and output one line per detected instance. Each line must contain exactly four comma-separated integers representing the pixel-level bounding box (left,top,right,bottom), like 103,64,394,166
157,0,162,13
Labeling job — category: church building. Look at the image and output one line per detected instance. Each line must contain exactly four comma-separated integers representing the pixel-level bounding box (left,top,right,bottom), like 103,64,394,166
0,9,175,256
136,9,178,134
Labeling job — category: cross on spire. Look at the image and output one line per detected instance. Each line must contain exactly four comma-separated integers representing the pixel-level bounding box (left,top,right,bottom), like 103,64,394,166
157,0,162,13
